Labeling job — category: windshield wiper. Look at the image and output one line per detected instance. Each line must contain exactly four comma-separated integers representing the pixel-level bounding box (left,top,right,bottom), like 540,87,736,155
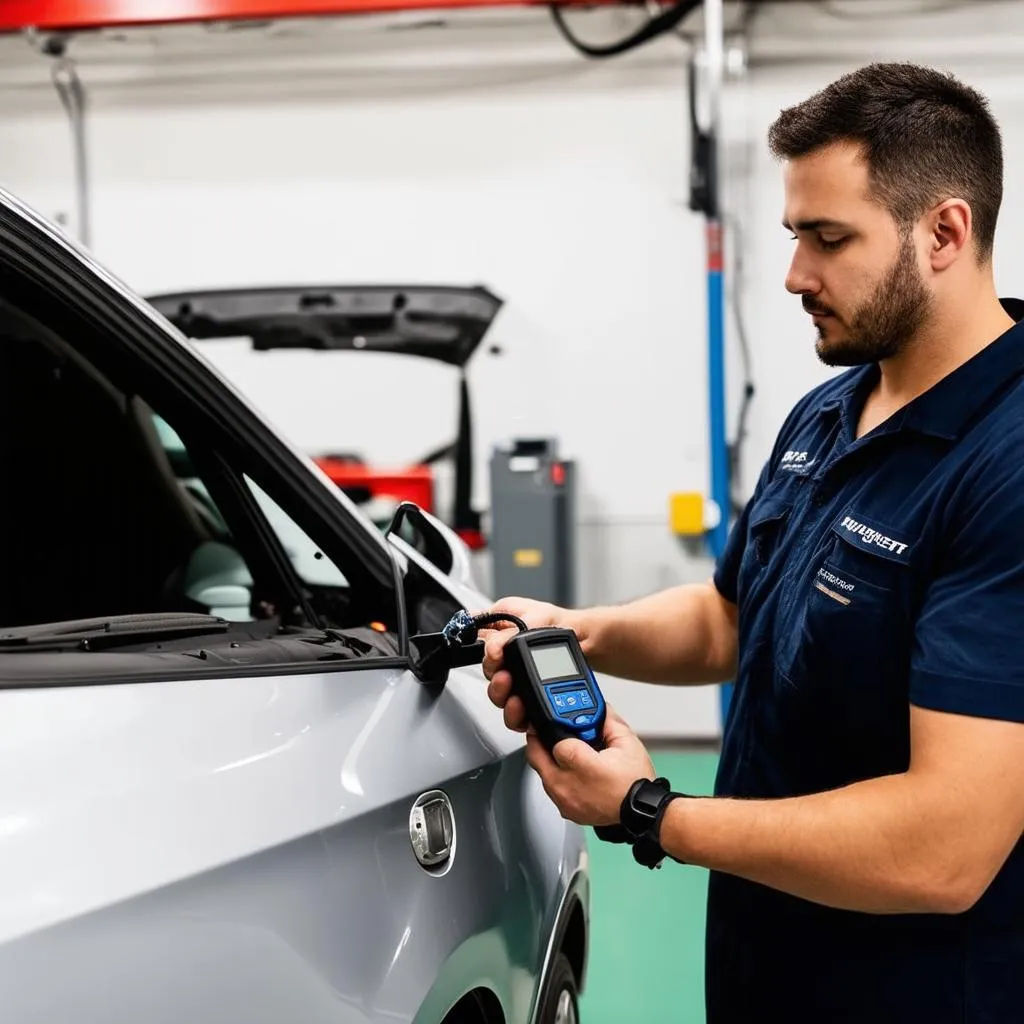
0,613,232,651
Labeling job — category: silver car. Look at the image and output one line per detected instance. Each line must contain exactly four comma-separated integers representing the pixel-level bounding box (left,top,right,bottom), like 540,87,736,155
0,188,590,1024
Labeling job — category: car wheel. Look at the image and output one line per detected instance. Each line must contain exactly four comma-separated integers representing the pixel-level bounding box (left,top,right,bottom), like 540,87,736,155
538,952,579,1024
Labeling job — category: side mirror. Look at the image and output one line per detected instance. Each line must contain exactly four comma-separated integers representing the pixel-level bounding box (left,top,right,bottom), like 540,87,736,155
383,501,454,576
383,501,481,686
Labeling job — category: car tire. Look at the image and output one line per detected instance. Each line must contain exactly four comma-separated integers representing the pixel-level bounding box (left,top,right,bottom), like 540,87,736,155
537,952,580,1024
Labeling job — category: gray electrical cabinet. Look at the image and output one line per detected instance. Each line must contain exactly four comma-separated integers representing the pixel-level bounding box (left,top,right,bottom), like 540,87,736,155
489,438,576,606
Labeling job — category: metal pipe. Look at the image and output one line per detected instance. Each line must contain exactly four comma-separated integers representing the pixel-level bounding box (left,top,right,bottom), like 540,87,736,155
703,0,724,144
51,57,91,249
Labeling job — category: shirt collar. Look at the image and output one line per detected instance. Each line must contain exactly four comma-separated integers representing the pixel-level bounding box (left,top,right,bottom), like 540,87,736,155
818,364,878,440
818,298,1024,442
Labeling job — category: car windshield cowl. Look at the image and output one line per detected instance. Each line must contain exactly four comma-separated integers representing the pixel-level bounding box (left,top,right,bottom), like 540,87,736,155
0,612,234,651
0,613,402,663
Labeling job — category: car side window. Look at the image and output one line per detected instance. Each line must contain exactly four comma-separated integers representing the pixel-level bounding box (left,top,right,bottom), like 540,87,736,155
1,309,255,627
0,295,369,642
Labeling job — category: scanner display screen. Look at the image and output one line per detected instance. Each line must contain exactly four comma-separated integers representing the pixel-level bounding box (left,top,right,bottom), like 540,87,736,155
530,642,578,681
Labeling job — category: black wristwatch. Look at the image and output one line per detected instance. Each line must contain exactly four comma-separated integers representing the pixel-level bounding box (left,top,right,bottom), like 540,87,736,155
619,776,685,869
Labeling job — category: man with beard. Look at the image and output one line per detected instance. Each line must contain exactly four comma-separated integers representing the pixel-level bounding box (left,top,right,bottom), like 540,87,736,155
481,63,1024,1022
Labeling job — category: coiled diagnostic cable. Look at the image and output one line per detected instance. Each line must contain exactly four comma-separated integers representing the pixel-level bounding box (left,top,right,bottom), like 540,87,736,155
442,610,528,648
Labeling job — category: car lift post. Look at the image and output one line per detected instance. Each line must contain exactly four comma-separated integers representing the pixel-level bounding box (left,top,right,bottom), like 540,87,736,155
684,0,731,725
699,0,734,727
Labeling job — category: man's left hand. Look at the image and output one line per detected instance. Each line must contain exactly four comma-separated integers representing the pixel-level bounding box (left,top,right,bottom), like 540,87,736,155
525,708,656,826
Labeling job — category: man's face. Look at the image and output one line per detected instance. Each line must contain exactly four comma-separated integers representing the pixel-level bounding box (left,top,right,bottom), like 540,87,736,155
782,141,934,367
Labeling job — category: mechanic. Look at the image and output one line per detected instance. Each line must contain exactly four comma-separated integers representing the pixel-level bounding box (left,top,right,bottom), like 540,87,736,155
481,63,1024,1023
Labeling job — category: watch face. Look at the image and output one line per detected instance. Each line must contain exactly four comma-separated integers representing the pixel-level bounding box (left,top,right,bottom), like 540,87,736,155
632,780,669,818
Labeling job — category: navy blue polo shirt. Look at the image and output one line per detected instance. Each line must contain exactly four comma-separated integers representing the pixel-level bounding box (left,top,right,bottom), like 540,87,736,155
707,299,1024,1023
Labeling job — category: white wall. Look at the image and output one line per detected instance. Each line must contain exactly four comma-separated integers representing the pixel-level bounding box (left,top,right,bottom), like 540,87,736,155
4,1,1024,737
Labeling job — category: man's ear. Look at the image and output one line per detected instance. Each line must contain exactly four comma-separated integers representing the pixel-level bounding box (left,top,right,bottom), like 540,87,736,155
929,199,972,270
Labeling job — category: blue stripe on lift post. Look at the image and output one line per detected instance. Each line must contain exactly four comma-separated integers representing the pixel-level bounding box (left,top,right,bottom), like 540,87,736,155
706,220,733,727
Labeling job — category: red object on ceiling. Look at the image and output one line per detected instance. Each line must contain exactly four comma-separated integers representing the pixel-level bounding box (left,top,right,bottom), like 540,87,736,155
0,0,626,32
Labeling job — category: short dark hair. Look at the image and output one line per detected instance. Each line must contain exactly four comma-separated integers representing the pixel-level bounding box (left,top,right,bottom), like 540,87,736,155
768,62,1003,262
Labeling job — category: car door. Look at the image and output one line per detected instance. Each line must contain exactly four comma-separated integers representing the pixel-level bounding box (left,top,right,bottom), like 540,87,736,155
0,192,583,1024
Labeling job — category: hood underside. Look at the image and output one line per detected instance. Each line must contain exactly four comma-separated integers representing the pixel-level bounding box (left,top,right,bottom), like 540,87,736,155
145,285,503,368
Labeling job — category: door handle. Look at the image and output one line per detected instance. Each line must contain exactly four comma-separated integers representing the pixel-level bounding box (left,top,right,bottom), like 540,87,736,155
409,790,456,871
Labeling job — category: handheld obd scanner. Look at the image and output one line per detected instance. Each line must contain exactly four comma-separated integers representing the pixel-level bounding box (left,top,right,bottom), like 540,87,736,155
430,610,607,752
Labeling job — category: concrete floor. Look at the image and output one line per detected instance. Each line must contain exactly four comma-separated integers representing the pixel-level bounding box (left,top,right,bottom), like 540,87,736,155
578,748,719,1024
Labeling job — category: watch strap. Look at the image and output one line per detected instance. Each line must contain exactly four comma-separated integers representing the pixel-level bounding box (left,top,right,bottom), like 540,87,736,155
621,777,686,869
593,777,688,865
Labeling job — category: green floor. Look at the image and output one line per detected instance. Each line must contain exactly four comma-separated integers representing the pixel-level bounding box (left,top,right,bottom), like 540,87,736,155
578,748,719,1024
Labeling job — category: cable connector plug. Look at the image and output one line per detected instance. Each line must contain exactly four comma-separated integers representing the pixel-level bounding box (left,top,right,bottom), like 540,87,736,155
441,610,529,649
442,610,479,647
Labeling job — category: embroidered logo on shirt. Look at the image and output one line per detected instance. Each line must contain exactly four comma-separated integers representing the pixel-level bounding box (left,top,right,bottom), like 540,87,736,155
839,516,909,556
779,450,816,474
815,566,854,605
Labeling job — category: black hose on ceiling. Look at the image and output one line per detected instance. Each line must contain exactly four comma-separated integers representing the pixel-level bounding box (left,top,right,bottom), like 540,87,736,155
549,0,703,59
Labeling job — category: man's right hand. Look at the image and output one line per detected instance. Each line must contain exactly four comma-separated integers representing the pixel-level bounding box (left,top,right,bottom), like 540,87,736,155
479,597,583,733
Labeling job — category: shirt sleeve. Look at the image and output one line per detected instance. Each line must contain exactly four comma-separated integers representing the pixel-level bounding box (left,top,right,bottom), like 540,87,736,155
909,462,1024,723
713,459,771,605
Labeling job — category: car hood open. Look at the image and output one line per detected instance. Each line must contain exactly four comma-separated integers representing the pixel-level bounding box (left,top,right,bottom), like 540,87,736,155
145,285,503,367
